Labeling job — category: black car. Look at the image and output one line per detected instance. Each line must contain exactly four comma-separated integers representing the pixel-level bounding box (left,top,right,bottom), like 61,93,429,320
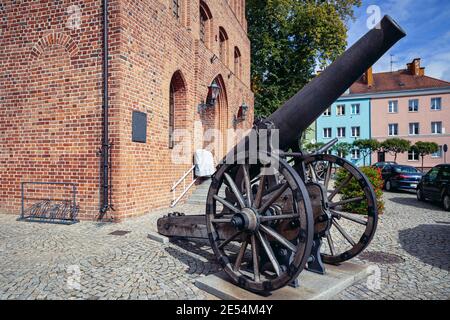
372,161,397,170
417,164,450,211
381,164,423,192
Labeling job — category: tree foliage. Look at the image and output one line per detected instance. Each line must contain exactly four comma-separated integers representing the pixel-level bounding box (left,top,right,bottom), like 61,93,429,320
381,138,411,161
335,166,385,215
353,139,381,165
302,141,324,153
247,0,361,116
332,142,352,157
411,141,439,171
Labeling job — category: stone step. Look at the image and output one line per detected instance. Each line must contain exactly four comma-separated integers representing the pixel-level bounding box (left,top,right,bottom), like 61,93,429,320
184,178,229,206
195,262,372,300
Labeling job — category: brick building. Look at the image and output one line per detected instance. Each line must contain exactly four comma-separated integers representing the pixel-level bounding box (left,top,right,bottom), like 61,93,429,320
0,0,254,221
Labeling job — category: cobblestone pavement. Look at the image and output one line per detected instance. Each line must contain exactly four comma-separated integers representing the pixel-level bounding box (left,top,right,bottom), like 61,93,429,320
0,191,449,300
0,204,216,300
336,191,450,300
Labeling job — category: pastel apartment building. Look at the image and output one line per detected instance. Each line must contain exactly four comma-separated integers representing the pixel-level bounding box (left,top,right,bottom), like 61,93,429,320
316,96,371,166
316,58,450,169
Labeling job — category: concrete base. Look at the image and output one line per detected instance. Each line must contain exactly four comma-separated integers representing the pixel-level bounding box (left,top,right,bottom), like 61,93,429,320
147,231,170,244
195,262,371,300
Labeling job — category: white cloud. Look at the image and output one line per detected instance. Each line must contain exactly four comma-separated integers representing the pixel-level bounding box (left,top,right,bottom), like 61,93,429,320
345,0,450,81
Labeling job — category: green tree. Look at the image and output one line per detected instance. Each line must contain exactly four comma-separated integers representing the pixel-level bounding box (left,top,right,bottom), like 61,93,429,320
332,142,352,158
353,139,380,166
247,0,361,116
302,141,324,153
411,141,439,172
381,138,411,162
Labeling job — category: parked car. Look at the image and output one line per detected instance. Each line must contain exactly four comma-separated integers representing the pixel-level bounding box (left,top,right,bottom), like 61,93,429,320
372,161,397,170
380,164,423,192
417,164,450,211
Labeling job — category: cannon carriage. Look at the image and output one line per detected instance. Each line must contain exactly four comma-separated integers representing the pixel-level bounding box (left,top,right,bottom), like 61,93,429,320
158,15,406,293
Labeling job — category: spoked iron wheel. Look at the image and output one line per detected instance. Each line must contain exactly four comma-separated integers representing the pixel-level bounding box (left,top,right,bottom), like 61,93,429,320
206,154,314,293
313,161,328,181
303,154,378,264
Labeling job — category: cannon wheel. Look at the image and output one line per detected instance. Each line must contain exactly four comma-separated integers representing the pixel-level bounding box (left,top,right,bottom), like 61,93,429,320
302,154,378,264
313,160,328,181
205,154,314,293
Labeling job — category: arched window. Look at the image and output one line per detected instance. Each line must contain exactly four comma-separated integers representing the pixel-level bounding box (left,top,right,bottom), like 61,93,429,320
200,1,212,48
234,47,242,79
168,71,187,149
219,27,229,66
169,83,175,149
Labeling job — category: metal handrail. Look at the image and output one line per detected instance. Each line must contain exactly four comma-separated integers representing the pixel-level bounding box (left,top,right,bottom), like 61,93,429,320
171,165,195,192
171,179,197,208
170,165,197,207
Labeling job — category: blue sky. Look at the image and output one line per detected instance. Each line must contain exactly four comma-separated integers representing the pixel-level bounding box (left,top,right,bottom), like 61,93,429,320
346,0,450,81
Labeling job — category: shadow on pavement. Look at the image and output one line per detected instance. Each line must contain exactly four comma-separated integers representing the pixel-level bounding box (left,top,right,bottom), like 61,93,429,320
398,224,450,271
388,196,444,211
164,238,219,276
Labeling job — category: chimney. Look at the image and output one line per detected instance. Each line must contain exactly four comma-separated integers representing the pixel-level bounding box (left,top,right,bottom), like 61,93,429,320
407,58,423,76
363,67,374,87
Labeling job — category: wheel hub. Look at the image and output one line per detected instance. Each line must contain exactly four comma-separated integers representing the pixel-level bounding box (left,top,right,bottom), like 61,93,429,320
231,207,259,232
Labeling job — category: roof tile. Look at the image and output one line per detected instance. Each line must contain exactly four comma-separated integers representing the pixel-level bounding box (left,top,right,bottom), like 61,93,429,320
349,69,450,94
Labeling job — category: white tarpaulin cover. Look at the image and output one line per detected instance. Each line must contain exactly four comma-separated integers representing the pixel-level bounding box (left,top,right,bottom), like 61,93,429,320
194,149,215,177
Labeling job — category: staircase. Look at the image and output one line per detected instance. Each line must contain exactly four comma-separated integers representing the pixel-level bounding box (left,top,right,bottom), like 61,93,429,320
186,178,211,205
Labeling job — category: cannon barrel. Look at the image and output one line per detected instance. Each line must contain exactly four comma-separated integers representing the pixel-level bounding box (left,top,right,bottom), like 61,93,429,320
268,15,406,150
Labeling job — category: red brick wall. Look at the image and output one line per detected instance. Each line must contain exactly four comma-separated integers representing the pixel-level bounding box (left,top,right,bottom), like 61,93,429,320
0,0,254,221
0,0,105,220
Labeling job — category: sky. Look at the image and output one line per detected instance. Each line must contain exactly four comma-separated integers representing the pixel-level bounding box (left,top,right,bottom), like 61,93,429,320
345,0,450,81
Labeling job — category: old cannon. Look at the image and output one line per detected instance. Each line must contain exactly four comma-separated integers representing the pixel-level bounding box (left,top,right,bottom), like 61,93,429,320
158,16,406,293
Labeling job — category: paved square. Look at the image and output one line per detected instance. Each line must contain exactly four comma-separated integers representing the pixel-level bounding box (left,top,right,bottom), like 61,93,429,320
0,192,449,300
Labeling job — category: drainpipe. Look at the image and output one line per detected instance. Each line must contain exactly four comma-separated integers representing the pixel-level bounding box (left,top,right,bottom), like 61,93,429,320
100,0,111,216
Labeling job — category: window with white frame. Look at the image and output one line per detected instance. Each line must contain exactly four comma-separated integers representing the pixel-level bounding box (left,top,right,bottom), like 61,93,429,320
323,128,332,138
432,146,443,158
388,100,398,113
408,150,419,161
336,105,345,116
408,99,419,112
337,150,345,158
431,121,442,134
431,97,442,110
351,104,360,115
409,122,419,135
388,123,398,136
337,127,346,138
351,149,361,159
323,107,331,116
351,126,360,138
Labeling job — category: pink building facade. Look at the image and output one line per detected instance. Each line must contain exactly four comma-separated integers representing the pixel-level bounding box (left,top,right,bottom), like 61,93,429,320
370,89,450,169
341,58,450,170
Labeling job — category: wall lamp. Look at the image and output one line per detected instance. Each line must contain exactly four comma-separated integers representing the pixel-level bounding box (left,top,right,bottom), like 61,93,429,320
210,54,219,64
198,81,221,113
233,102,249,126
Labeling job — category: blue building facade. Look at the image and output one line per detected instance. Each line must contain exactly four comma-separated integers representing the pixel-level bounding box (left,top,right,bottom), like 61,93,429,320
316,96,371,166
